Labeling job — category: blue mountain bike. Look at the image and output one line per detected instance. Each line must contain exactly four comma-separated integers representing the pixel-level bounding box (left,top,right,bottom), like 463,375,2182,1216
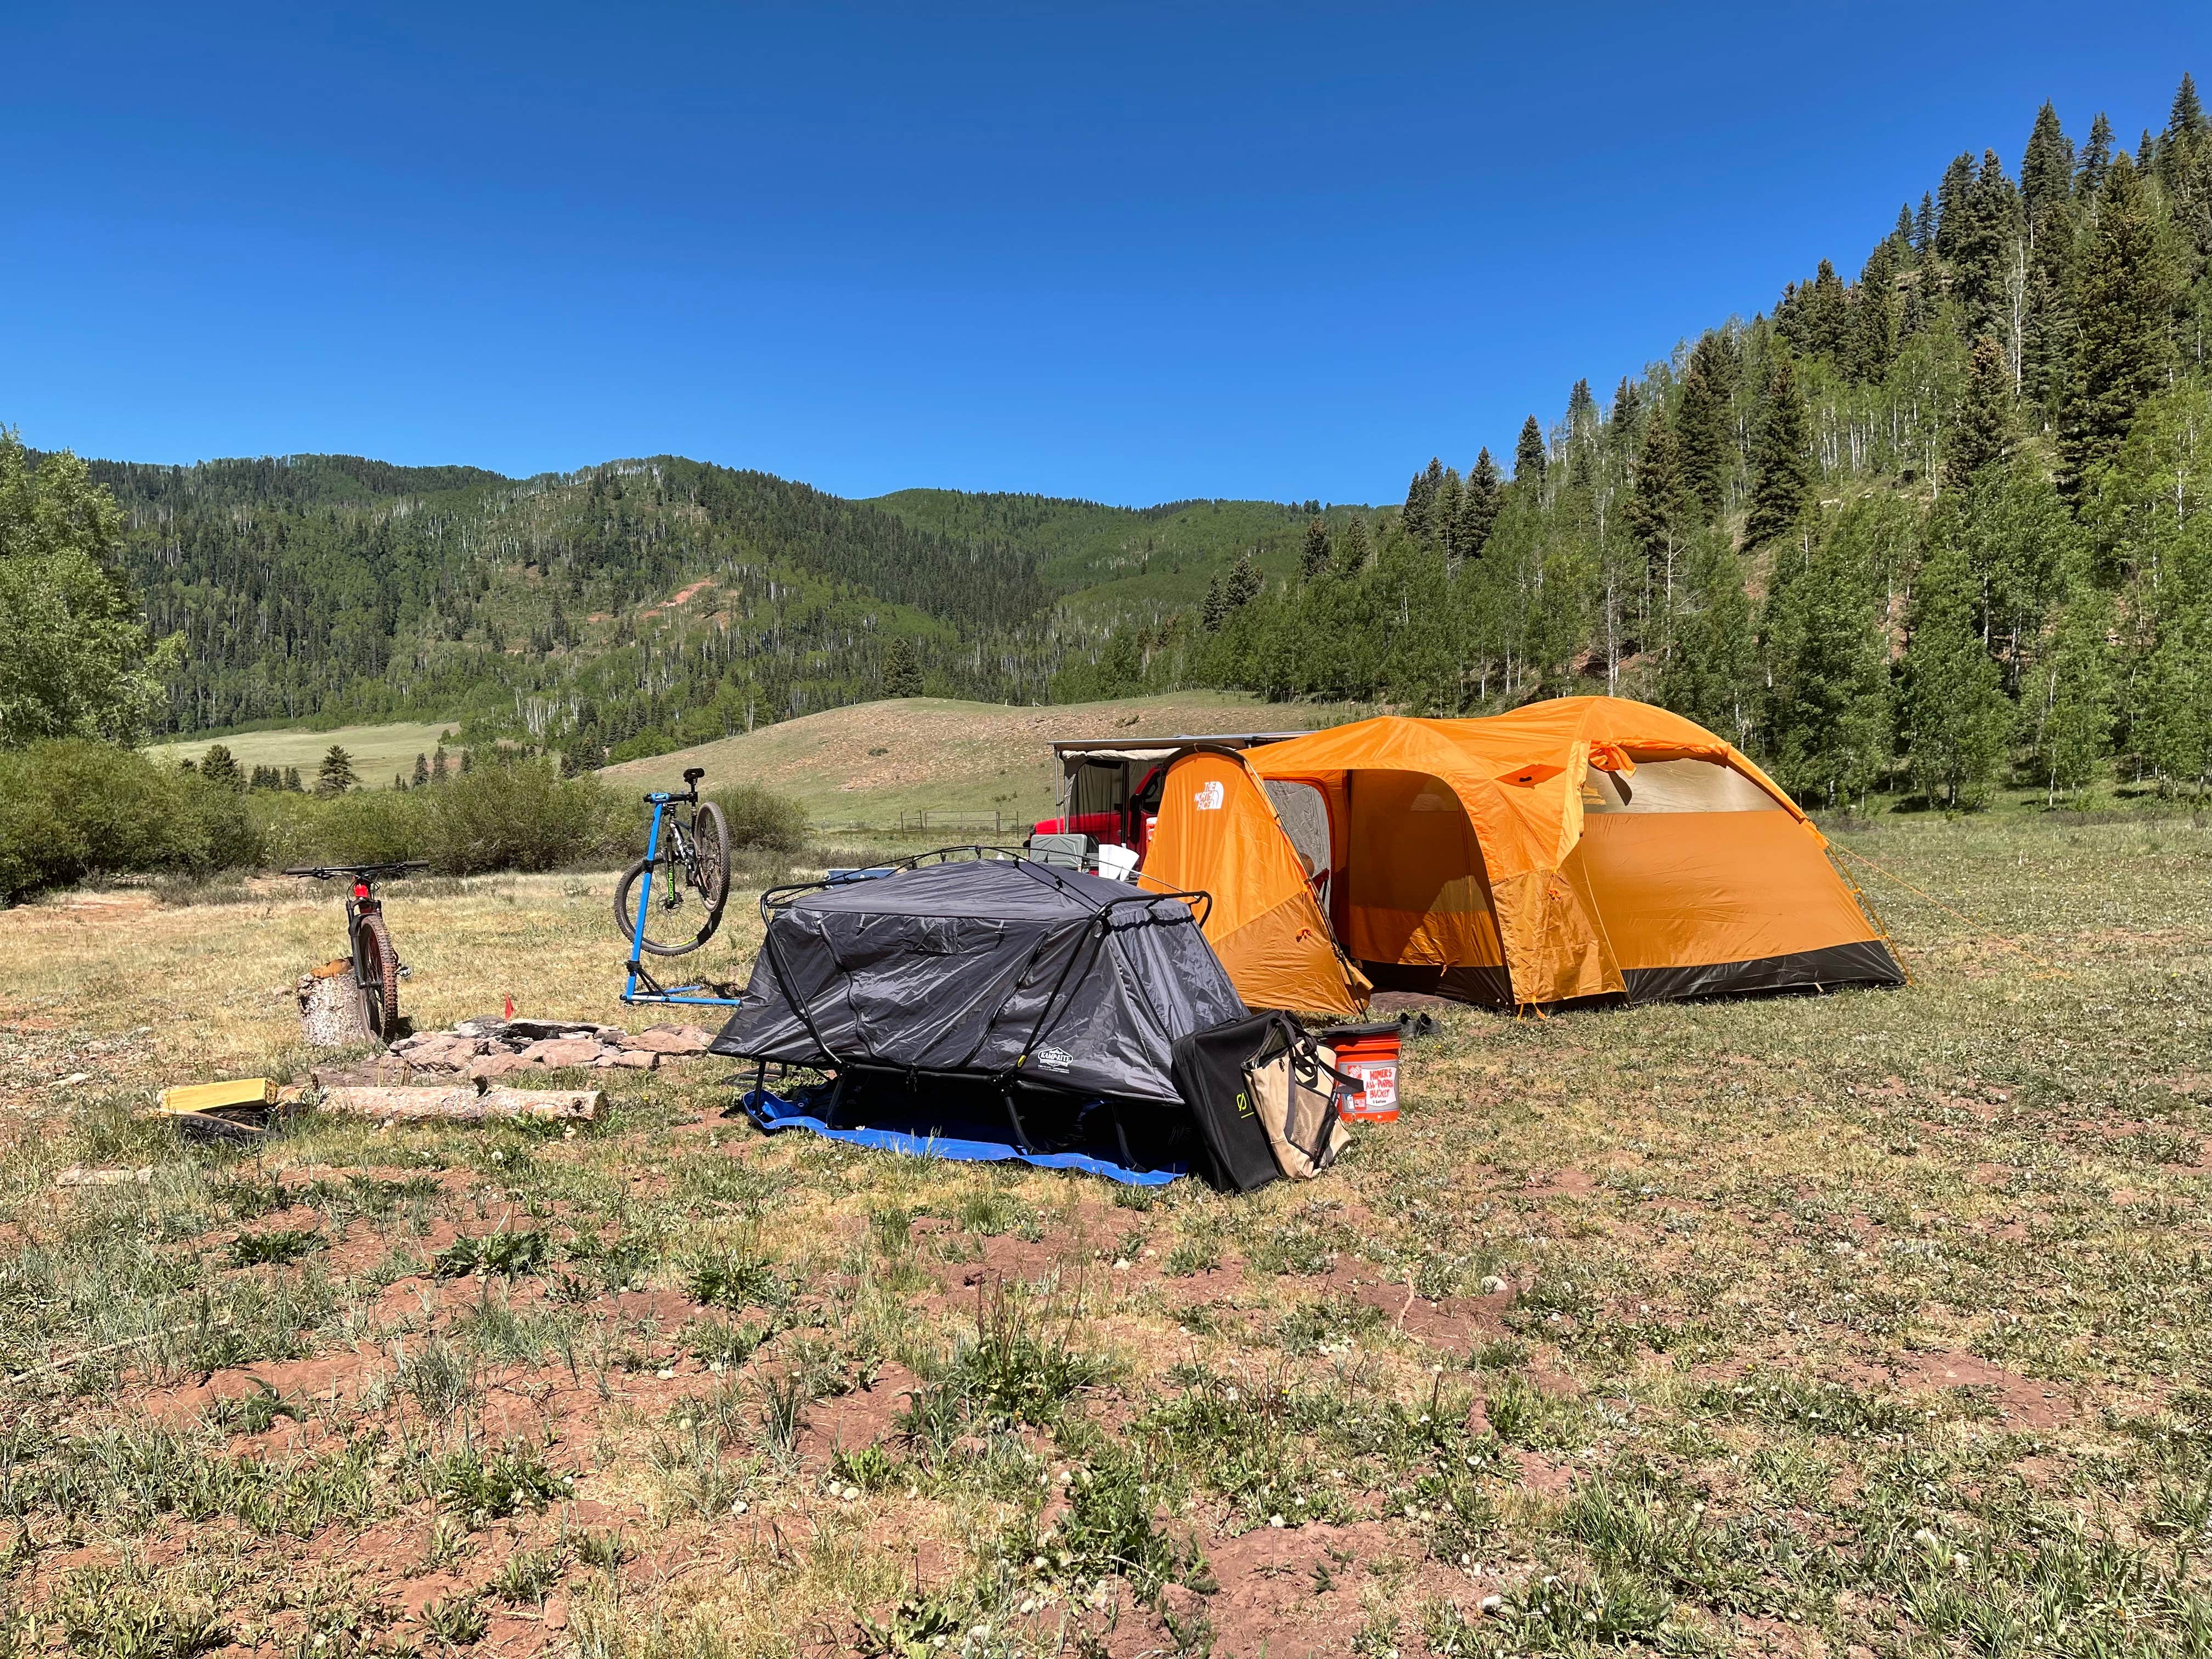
616,768,745,1009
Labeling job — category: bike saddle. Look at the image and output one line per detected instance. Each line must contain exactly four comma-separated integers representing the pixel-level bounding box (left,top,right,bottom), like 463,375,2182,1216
682,767,706,784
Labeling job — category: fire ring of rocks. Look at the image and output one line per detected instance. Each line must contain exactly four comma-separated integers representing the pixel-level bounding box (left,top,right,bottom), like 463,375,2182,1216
319,1017,717,1087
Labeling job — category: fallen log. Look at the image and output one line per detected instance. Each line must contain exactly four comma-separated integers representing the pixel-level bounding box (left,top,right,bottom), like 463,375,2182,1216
317,1085,600,1122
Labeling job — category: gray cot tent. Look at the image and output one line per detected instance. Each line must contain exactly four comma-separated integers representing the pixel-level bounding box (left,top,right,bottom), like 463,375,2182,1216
708,854,1246,1149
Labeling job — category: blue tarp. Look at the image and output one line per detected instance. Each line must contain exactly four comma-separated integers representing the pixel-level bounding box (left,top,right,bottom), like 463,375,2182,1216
738,1086,1186,1187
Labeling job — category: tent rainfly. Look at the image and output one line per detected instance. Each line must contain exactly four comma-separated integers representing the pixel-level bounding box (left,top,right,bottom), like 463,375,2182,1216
707,855,1246,1112
1141,697,1903,1012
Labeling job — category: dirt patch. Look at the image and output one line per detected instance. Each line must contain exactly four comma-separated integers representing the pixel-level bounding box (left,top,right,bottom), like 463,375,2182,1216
1894,1350,2073,1429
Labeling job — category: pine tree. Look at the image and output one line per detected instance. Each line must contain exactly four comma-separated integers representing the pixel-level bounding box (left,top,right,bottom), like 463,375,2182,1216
412,752,430,788
1514,417,1547,483
2021,200,2076,420
1608,380,1643,450
1402,461,1440,543
1744,360,1814,549
1945,335,2016,493
392,771,407,792
2078,112,2114,198
1765,512,1893,808
1626,415,1694,641
1946,151,2023,339
1659,532,1758,748
1894,202,1917,255
1224,548,1263,608
1898,526,2013,808
1200,574,1229,633
431,746,449,783
1675,334,1737,520
1434,467,1464,546
2058,155,2177,496
315,744,359,797
1803,259,1850,359
2172,72,2208,142
199,743,242,791
2021,101,2075,224
881,637,923,697
1456,452,1501,560
1934,153,1976,258
460,748,474,776
1337,513,1373,576
1914,192,1937,255
1849,240,1899,382
1567,379,1597,428
2030,576,2114,803
1300,517,1333,580
2134,605,2211,795
283,766,303,792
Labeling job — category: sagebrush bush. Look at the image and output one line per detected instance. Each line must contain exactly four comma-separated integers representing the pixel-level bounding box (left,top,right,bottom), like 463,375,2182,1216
259,787,427,869
424,759,625,874
0,740,263,900
706,782,809,854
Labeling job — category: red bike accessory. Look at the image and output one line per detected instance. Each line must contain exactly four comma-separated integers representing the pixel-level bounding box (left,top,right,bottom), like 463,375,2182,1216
353,883,370,901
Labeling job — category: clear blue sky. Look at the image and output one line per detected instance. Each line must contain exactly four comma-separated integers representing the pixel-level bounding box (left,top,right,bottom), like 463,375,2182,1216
5,3,2207,506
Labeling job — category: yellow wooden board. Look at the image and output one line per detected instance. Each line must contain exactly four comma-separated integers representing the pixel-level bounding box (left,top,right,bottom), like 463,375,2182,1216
159,1078,274,1114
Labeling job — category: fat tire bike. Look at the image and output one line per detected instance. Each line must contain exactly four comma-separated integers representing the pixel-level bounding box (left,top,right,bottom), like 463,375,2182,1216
281,861,428,1042
614,766,731,957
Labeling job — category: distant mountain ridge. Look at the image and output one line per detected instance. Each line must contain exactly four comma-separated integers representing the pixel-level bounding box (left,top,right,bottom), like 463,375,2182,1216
65,446,1343,762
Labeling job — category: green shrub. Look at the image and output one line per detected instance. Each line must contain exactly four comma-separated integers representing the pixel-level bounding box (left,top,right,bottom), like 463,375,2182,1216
426,758,623,874
708,782,809,854
258,787,426,868
0,740,264,900
257,757,624,876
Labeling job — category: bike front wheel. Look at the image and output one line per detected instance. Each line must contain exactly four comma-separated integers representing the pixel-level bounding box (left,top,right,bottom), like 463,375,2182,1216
614,856,722,956
355,912,402,1041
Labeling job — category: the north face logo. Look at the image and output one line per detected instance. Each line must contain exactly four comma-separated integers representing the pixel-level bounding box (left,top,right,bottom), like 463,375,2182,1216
1194,781,1225,810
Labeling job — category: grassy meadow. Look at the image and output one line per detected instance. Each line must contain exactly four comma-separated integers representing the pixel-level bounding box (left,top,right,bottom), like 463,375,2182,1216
597,693,1376,831
0,813,2207,1658
147,724,463,789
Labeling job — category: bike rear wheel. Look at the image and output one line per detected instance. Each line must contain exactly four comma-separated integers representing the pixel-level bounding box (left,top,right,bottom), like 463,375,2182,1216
355,912,402,1041
691,801,731,928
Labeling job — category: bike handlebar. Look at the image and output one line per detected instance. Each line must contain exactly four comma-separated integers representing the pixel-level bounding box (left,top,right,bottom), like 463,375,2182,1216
281,861,431,879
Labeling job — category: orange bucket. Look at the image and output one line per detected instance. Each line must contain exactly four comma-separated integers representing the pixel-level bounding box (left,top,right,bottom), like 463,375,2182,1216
1319,1021,1401,1123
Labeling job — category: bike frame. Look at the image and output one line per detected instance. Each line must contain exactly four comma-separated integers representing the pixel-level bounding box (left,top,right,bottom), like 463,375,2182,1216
620,790,748,1010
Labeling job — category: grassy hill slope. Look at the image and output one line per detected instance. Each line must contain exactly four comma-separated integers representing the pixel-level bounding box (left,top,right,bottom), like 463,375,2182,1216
146,720,460,786
596,691,1374,828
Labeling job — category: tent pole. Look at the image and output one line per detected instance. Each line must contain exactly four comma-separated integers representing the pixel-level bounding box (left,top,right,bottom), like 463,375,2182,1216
1000,1086,1032,1152
1109,1103,1142,1173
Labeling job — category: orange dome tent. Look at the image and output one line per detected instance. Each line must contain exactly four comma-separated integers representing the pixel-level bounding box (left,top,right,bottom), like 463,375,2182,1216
1141,697,1901,1012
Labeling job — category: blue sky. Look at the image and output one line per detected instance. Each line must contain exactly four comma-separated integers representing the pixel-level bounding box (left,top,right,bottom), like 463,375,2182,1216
5,3,2208,506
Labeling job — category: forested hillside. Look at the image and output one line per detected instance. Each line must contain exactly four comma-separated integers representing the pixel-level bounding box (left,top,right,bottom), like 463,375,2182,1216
89,454,1062,760
1119,75,2212,806
59,450,1329,764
